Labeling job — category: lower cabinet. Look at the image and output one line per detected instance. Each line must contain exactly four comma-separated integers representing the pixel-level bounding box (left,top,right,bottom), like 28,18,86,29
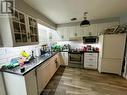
36,60,51,94
60,52,68,66
25,70,38,95
50,59,57,77
36,53,60,95
84,53,98,69
3,69,38,95
3,53,61,95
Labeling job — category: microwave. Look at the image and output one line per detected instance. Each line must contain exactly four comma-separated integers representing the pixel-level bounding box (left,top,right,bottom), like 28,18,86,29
83,36,98,43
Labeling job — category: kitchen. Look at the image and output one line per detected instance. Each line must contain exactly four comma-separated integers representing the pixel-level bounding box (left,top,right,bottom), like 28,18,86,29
0,0,127,95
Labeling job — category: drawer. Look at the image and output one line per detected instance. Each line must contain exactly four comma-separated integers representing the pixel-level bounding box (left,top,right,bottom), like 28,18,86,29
84,64,97,69
84,56,97,60
84,59,97,63
84,53,98,57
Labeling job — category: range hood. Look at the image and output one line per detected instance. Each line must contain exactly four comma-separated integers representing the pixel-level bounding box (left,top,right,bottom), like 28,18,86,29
69,37,82,41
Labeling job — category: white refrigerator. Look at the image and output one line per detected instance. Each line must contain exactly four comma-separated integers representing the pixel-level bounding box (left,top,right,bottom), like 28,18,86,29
98,33,126,75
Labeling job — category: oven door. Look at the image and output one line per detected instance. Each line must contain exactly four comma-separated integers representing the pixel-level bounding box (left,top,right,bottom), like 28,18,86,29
68,53,83,64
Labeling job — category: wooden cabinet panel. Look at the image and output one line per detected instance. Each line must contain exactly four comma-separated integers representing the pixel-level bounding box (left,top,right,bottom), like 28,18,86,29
36,61,51,94
50,59,57,77
25,70,38,95
60,52,68,66
28,16,38,43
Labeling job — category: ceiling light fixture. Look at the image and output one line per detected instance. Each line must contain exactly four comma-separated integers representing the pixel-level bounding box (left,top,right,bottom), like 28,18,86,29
80,12,90,27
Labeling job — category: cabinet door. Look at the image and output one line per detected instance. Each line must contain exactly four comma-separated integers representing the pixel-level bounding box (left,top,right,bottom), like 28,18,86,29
76,26,84,37
68,26,75,38
61,52,68,66
103,34,126,59
50,58,57,77
25,69,38,95
28,16,39,43
36,62,51,94
38,24,48,44
101,59,123,75
12,10,28,44
57,27,63,41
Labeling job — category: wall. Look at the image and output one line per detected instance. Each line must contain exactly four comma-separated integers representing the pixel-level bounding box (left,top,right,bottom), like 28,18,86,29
57,41,99,49
0,72,6,95
120,16,127,24
15,0,57,29
0,45,40,67
0,33,2,47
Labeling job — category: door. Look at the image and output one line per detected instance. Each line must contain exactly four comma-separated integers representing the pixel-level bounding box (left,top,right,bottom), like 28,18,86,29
36,61,51,94
103,34,126,59
50,58,57,77
60,52,68,66
11,10,28,44
25,70,38,95
27,16,39,44
38,24,48,44
69,53,83,64
101,58,123,75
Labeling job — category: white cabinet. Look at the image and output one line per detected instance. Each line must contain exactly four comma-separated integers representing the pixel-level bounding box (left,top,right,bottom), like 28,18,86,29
84,53,98,69
38,24,49,44
57,22,119,41
60,52,68,66
0,9,39,47
57,27,69,41
3,69,38,95
50,29,61,42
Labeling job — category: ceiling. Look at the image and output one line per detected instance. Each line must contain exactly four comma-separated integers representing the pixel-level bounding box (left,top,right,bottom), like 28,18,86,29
24,0,127,24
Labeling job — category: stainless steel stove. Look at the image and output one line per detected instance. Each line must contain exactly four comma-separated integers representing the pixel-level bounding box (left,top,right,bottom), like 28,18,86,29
68,50,84,68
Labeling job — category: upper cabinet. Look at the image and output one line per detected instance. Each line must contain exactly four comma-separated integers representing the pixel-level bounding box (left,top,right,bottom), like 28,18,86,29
57,22,119,41
28,17,38,43
12,10,28,43
0,10,39,47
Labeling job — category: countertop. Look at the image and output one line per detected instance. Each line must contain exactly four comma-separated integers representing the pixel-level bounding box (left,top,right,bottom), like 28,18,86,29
0,52,58,76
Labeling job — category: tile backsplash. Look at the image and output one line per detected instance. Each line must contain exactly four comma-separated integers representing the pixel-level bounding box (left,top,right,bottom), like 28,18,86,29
57,41,99,49
0,45,40,66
